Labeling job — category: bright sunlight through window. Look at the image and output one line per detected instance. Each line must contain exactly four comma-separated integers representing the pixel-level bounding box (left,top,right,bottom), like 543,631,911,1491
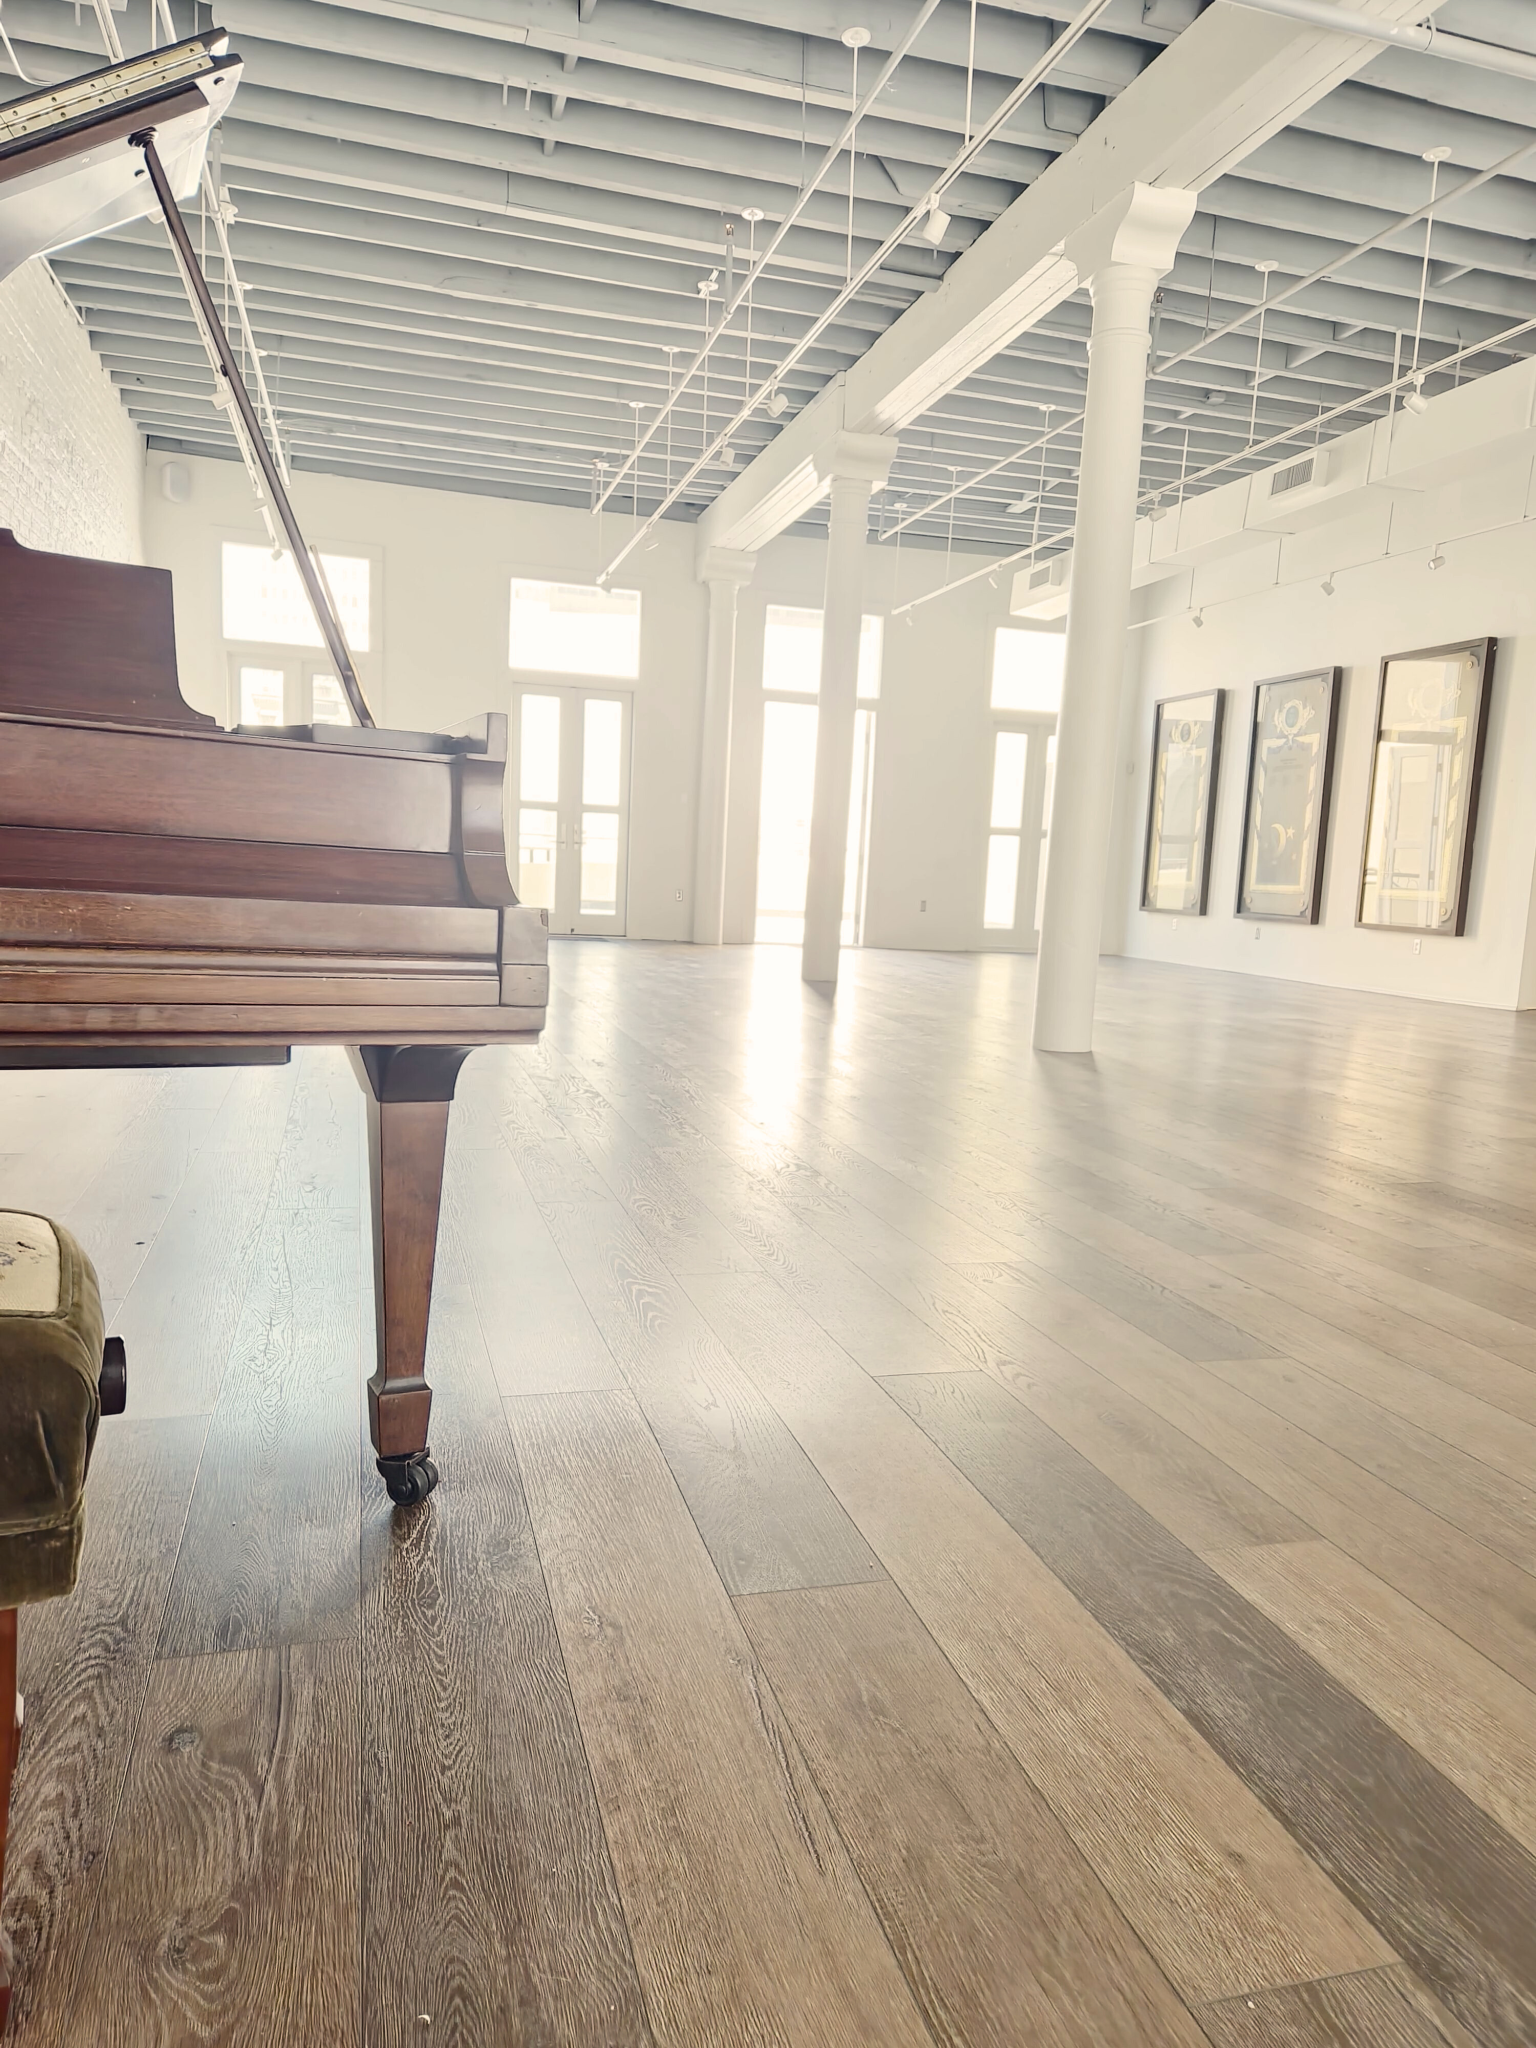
509,579,641,679
762,605,883,699
222,543,371,651
991,628,1064,713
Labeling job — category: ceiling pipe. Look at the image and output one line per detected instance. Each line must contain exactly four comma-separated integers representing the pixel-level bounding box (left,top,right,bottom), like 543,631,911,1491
1221,0,1536,84
595,0,1118,578
590,0,948,518
892,301,1536,614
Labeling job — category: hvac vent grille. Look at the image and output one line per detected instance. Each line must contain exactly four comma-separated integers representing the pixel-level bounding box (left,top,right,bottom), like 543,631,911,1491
1270,456,1316,497
1028,564,1052,588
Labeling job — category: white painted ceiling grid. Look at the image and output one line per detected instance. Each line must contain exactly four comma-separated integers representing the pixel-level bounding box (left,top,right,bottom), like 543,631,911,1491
3,0,1535,554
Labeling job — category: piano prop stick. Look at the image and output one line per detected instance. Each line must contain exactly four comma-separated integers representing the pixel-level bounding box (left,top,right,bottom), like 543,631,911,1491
132,126,374,729
0,31,549,1507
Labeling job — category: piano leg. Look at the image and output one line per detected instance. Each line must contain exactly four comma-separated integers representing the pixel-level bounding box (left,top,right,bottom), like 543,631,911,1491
351,1046,474,1507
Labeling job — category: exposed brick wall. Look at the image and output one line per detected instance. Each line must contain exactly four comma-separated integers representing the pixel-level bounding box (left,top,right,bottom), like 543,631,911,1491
0,258,143,563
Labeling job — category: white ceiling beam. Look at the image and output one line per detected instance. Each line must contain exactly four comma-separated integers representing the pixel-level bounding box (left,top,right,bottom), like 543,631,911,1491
700,0,1452,550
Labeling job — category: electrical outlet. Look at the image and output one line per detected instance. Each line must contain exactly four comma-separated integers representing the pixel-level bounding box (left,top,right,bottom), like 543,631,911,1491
1253,924,1262,940
675,888,684,901
1413,938,1422,954
1171,918,1178,931
919,898,927,912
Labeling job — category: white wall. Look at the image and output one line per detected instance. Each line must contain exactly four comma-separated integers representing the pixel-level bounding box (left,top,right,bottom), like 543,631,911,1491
144,451,1023,951
1118,490,1536,1010
0,258,143,562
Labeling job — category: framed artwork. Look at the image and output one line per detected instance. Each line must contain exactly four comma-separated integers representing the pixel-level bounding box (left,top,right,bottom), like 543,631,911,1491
1357,637,1496,937
1236,667,1342,923
1142,689,1225,914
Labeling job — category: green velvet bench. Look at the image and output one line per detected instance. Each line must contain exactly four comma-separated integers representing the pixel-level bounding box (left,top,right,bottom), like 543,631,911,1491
0,1213,124,2032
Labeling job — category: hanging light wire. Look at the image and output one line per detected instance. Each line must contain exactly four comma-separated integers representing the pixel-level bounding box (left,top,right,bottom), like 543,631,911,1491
594,0,947,519
964,0,978,147
893,307,1536,617
1412,146,1452,377
596,0,1116,579
879,128,1536,550
1248,259,1278,447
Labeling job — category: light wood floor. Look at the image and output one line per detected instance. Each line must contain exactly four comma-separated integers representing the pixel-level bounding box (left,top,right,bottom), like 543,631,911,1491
3,943,1535,2048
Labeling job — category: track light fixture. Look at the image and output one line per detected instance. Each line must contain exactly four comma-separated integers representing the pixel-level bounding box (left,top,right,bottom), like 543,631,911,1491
1321,573,1336,596
765,387,788,417
1403,373,1429,415
1427,544,1446,571
1192,608,1205,628
918,203,951,246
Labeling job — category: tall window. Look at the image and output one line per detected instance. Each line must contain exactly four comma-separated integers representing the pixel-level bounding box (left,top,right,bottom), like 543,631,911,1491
983,629,1064,942
756,605,884,945
509,578,640,679
761,605,883,697
222,542,372,728
222,543,371,649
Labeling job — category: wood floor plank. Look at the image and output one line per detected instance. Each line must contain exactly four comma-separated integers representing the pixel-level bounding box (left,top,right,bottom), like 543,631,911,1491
1045,1337,1536,1696
1209,1250,1536,1426
4,1419,208,2048
361,1306,653,2047
1198,1966,1479,2048
155,1197,362,1656
64,1640,360,2047
737,1580,1210,2048
502,1089,885,1596
884,1369,1536,2048
109,1060,301,1419
681,1269,1389,2004
1209,1539,1536,1856
441,1134,623,1397
508,1387,934,2048
1199,1354,1536,1571
958,1348,1315,1554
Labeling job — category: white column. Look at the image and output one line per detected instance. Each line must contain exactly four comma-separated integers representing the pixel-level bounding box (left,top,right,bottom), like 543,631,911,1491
692,545,755,944
802,432,899,988
1032,183,1196,1053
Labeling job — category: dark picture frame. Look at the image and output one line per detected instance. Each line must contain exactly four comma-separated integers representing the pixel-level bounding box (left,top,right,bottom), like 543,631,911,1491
1141,689,1225,915
1356,637,1496,938
1236,666,1342,924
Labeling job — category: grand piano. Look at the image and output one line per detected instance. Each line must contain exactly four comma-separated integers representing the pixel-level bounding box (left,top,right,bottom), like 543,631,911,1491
0,530,549,1505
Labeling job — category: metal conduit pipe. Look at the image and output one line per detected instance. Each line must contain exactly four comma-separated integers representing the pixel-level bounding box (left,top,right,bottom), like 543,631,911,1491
1222,0,1536,83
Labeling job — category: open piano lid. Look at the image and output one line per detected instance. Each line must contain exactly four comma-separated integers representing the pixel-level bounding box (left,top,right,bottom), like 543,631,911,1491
0,29,240,285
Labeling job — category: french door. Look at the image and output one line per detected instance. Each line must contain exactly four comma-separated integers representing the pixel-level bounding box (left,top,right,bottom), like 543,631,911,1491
982,719,1056,949
511,685,632,935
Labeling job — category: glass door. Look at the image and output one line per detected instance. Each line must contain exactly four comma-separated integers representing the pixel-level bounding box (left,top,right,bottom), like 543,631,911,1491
512,686,632,935
982,720,1056,950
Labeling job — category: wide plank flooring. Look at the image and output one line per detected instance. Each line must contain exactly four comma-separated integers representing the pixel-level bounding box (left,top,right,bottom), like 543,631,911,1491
2,944,1534,2046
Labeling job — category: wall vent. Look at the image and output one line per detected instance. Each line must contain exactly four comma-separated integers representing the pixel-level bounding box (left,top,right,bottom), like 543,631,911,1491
1028,564,1052,589
1269,456,1316,497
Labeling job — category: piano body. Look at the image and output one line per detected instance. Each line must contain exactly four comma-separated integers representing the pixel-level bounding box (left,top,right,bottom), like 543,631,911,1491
0,529,549,1504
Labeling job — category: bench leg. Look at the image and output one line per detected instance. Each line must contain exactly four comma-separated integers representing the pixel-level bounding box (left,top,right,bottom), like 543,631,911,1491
350,1046,473,1507
0,1608,17,2034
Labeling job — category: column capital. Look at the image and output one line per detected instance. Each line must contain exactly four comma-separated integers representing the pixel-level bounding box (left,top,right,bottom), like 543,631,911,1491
1065,182,1196,286
695,543,757,587
812,430,901,491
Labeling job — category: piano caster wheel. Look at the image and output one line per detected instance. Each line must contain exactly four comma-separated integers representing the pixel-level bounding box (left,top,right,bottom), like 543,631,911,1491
378,1452,439,1507
98,1335,128,1416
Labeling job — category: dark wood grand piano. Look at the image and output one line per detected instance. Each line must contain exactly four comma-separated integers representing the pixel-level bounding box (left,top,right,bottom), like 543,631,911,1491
0,528,549,1505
